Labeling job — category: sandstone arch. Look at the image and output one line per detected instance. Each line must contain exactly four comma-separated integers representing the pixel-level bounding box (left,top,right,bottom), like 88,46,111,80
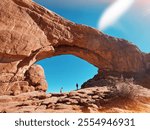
0,0,149,95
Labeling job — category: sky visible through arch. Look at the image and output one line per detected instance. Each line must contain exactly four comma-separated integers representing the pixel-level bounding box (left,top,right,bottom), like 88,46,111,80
37,55,98,93
34,0,150,93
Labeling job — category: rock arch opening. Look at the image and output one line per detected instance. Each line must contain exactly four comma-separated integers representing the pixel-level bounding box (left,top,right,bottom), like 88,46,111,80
36,54,98,93
0,0,149,96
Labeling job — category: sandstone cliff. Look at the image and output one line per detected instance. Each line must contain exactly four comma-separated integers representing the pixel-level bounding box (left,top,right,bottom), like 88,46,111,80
0,0,149,95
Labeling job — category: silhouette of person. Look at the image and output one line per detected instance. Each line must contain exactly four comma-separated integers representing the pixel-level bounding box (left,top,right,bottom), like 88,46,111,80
76,83,79,90
60,87,63,93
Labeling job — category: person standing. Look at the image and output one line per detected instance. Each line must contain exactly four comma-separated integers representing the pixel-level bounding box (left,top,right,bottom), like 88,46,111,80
76,83,79,90
60,87,63,93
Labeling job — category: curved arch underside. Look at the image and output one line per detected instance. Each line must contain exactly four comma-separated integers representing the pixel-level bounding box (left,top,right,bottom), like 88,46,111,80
0,0,149,95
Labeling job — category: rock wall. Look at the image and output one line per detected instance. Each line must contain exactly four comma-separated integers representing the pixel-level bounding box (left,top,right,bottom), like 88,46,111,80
0,0,149,95
81,70,150,89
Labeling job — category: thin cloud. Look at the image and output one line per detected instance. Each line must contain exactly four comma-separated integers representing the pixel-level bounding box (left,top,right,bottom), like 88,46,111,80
98,0,135,31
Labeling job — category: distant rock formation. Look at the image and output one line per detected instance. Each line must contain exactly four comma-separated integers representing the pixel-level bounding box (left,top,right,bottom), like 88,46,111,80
81,69,150,89
0,0,149,95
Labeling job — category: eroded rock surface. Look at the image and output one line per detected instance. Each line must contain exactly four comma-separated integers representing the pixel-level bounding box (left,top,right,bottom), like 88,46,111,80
0,0,150,95
82,69,150,89
0,82,150,113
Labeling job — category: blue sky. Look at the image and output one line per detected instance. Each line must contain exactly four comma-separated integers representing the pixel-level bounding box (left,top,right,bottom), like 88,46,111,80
33,0,150,93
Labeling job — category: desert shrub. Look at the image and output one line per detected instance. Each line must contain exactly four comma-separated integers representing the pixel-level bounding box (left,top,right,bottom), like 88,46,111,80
113,80,139,100
106,76,139,100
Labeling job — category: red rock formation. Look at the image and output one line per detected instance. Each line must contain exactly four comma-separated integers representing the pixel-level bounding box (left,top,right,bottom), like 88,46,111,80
0,85,150,113
0,0,149,95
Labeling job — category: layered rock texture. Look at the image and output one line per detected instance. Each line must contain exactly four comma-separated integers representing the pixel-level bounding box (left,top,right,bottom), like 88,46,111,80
0,0,150,112
1,82,150,113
